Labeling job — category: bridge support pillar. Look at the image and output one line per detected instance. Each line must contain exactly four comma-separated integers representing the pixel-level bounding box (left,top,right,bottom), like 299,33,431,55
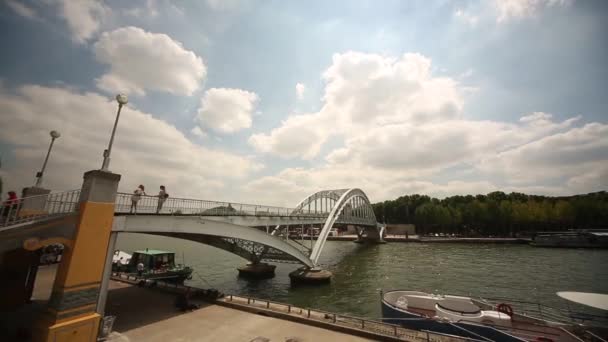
237,262,276,279
289,267,332,285
34,170,120,342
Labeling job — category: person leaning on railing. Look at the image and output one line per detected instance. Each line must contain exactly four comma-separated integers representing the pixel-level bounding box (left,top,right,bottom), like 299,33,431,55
156,185,169,214
130,185,146,214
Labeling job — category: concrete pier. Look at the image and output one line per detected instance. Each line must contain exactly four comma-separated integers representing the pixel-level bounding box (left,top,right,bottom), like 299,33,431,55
237,262,276,279
289,267,332,285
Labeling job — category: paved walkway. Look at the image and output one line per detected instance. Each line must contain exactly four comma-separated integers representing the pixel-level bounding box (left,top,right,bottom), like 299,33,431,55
106,282,371,342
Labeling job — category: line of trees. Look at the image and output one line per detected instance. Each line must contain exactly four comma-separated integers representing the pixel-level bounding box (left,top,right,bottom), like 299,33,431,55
372,191,608,237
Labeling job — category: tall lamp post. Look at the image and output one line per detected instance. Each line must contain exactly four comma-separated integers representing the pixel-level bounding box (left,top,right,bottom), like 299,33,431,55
35,130,61,187
101,94,128,172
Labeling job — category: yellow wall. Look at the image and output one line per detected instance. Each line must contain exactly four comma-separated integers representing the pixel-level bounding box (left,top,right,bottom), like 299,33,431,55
39,201,116,342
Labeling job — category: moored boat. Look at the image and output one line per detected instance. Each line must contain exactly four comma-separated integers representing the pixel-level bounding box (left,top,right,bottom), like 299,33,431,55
113,249,192,284
531,230,608,248
381,290,592,342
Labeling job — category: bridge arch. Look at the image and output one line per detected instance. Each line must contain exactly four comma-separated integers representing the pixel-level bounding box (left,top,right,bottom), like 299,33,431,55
308,188,378,265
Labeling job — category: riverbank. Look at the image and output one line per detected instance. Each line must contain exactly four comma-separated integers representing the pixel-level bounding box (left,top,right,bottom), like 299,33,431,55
106,275,473,342
105,280,377,341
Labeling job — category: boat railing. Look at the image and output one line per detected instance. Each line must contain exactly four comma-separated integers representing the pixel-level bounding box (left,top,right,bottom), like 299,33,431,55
457,318,566,340
478,296,608,327
444,323,497,342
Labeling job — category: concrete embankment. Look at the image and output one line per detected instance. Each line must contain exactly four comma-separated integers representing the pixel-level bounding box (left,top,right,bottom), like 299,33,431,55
105,278,395,341
107,276,470,342
311,234,530,244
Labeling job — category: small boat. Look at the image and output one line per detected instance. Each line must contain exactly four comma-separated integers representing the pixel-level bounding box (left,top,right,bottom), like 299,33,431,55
113,249,192,284
381,290,593,342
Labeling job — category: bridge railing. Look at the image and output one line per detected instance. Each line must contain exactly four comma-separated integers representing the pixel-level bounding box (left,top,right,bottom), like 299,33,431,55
114,192,328,218
0,189,81,228
1,189,376,228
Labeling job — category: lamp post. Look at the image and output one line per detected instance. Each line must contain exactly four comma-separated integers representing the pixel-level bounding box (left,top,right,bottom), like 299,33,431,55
101,94,128,172
35,130,61,187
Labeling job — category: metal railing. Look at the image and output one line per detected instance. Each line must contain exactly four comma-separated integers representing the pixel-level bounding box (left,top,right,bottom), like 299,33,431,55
0,189,81,228
115,192,311,217
114,192,374,223
1,189,376,229
224,294,483,342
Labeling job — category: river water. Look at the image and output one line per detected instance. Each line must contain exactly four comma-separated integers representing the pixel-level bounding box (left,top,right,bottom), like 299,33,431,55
115,233,608,320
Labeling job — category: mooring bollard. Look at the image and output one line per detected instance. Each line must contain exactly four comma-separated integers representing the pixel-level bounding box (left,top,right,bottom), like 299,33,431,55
266,301,270,309
362,320,365,329
230,295,233,301
307,309,311,318
288,305,291,313
333,314,336,323
247,298,250,304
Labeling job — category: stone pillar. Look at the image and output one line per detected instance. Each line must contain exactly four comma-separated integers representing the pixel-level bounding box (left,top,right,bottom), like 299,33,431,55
35,170,120,342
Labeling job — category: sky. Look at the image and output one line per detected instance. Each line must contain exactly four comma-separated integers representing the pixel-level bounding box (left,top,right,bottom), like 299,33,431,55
0,0,606,207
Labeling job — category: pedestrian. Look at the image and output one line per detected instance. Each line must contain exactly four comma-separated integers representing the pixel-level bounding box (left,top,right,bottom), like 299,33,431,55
137,262,145,277
1,191,19,221
130,185,145,214
156,185,168,214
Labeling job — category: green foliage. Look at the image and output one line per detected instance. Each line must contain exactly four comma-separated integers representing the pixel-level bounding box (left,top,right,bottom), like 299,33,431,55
372,191,608,236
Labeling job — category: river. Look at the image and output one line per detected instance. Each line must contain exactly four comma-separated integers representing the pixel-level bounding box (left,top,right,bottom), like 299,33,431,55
115,233,608,320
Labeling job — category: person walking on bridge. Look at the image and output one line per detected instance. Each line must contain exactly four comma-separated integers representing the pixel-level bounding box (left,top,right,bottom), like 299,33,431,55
130,185,145,214
156,185,168,214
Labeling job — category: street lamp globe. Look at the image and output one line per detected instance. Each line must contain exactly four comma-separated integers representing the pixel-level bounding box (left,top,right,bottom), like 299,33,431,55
116,94,128,105
50,130,61,139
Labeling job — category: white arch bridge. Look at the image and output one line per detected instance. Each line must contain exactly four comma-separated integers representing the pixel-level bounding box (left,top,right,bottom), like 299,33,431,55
1,188,383,269
112,188,383,268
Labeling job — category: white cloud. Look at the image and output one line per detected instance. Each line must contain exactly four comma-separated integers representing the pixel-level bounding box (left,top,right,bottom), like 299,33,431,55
250,51,463,159
57,0,109,43
93,26,206,96
495,0,572,23
454,9,479,27
190,126,207,139
245,50,605,202
0,85,261,199
205,0,245,11
123,0,159,18
249,112,329,160
6,0,37,19
295,83,306,100
478,123,608,183
197,88,258,133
